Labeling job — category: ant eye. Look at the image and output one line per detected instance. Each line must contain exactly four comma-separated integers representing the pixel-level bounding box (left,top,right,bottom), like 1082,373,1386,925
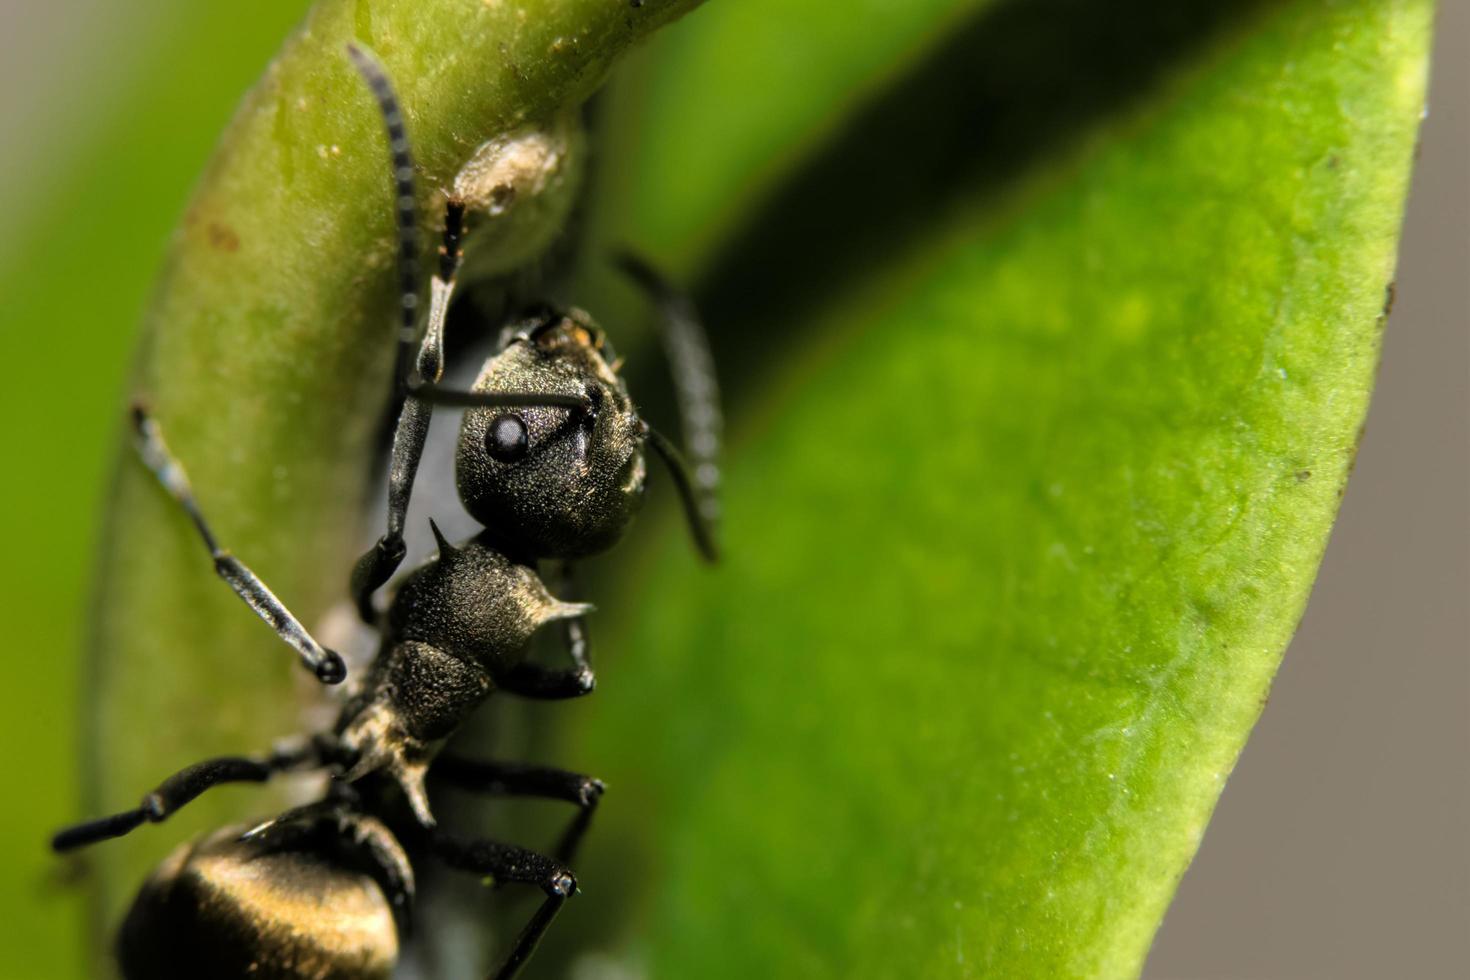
486,414,529,462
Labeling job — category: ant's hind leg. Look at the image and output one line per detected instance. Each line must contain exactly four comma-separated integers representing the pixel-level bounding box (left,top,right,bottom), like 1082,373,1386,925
430,831,576,980
431,756,604,865
51,741,325,852
130,404,346,684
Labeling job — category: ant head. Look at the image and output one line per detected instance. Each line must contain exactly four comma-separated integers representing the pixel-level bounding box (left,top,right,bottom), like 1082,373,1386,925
456,308,646,560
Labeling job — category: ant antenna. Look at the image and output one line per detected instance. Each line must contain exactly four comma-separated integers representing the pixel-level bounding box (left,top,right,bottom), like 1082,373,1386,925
346,44,421,401
347,43,466,397
616,253,722,562
644,426,720,563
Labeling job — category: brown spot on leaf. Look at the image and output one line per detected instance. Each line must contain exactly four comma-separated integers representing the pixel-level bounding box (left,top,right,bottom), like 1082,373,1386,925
207,222,240,253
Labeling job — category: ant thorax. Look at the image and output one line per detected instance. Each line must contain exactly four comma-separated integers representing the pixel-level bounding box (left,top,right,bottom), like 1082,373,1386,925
336,531,590,824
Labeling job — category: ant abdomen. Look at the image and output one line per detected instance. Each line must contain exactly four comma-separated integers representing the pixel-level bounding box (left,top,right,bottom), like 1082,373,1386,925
117,824,401,980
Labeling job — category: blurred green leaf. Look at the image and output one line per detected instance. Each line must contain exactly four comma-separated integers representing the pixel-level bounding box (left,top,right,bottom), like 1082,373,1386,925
545,1,1431,977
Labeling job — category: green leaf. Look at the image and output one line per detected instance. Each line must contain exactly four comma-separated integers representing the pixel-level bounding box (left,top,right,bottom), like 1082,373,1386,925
539,1,1431,977
72,0,704,948
16,0,1427,977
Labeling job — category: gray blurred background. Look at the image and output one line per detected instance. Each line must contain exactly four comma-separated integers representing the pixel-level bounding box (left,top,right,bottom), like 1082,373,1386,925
1,2,1464,978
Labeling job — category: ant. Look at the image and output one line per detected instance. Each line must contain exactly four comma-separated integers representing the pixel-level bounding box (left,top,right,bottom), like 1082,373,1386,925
52,44,720,980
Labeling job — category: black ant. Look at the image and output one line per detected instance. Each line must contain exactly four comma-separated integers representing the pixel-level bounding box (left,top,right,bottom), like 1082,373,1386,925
52,44,720,980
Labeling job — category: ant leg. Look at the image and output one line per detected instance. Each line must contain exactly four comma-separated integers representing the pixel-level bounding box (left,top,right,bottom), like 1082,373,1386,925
615,252,722,562
130,406,346,684
493,562,598,700
51,742,323,852
563,613,590,676
432,756,604,865
556,562,592,680
495,661,595,700
430,831,576,980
